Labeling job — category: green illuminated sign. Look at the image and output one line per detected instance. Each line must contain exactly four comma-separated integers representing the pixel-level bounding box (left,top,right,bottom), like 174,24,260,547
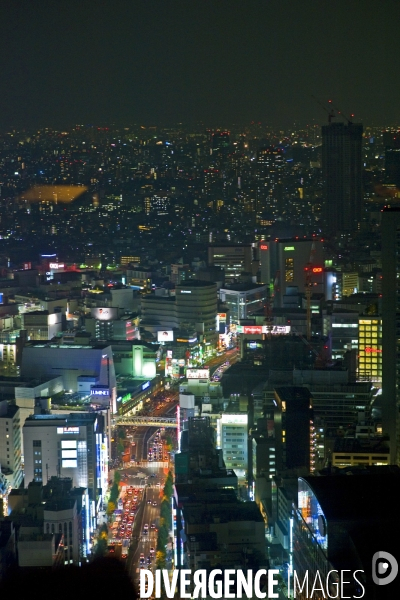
121,393,132,404
284,246,295,251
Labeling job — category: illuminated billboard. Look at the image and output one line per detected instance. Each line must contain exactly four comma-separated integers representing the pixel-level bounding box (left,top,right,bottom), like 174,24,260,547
221,414,248,424
236,325,291,335
186,368,210,379
57,427,79,434
91,307,119,320
157,330,174,342
237,325,263,334
91,388,110,397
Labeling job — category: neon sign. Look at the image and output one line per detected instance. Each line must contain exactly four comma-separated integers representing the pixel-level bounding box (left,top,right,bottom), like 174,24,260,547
120,393,132,404
142,381,150,391
57,427,79,434
91,389,109,396
260,244,269,250
365,347,382,353
312,267,323,273
236,325,291,334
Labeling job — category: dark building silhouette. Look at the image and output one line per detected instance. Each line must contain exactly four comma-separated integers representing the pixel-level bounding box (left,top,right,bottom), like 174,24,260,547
382,129,400,149
385,147,400,188
274,387,315,474
322,122,363,234
0,557,136,600
381,207,400,465
211,131,230,156
294,472,400,600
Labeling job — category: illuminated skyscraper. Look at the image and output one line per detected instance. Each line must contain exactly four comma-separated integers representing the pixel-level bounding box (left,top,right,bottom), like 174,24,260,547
256,146,285,216
358,316,382,384
322,122,363,234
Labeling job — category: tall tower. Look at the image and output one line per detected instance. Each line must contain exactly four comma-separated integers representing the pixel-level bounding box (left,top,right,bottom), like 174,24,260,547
256,146,285,216
381,207,400,465
322,122,363,234
385,147,400,188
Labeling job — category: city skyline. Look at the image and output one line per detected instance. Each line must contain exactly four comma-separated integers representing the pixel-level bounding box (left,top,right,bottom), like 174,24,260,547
1,2,400,592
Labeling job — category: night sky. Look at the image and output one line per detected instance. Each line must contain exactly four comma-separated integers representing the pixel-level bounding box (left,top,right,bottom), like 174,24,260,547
1,0,399,129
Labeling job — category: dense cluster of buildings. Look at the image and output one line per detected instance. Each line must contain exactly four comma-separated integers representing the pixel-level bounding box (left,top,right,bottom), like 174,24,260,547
0,120,400,593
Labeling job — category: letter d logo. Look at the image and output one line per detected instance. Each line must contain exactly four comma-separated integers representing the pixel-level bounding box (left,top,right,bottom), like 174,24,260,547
372,551,398,586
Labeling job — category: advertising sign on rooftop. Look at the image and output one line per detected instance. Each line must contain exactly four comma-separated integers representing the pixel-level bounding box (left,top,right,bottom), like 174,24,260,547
91,307,119,321
186,368,210,380
236,325,291,335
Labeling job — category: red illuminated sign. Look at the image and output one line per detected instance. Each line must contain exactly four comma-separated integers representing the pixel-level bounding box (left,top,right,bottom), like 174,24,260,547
242,326,263,334
365,347,382,353
260,244,269,250
312,267,323,273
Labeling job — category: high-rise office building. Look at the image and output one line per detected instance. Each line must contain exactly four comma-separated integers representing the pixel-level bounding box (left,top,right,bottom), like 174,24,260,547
208,243,254,284
358,316,382,384
274,387,316,474
256,146,285,215
176,280,218,345
381,207,400,464
219,283,268,325
23,412,108,509
268,238,324,308
322,122,363,233
217,413,248,474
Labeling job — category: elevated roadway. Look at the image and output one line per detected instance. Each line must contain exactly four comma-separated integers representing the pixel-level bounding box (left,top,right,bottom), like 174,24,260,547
114,415,177,428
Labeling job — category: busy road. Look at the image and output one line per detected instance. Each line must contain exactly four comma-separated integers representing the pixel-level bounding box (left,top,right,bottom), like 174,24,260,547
110,347,239,576
203,347,239,375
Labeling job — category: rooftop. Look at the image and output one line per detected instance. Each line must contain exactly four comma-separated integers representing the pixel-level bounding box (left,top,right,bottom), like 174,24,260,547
175,485,238,506
183,501,264,525
0,403,20,419
44,498,76,512
221,283,267,292
24,412,97,425
141,295,175,301
176,280,216,288
274,386,313,403
333,437,390,454
26,343,111,350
